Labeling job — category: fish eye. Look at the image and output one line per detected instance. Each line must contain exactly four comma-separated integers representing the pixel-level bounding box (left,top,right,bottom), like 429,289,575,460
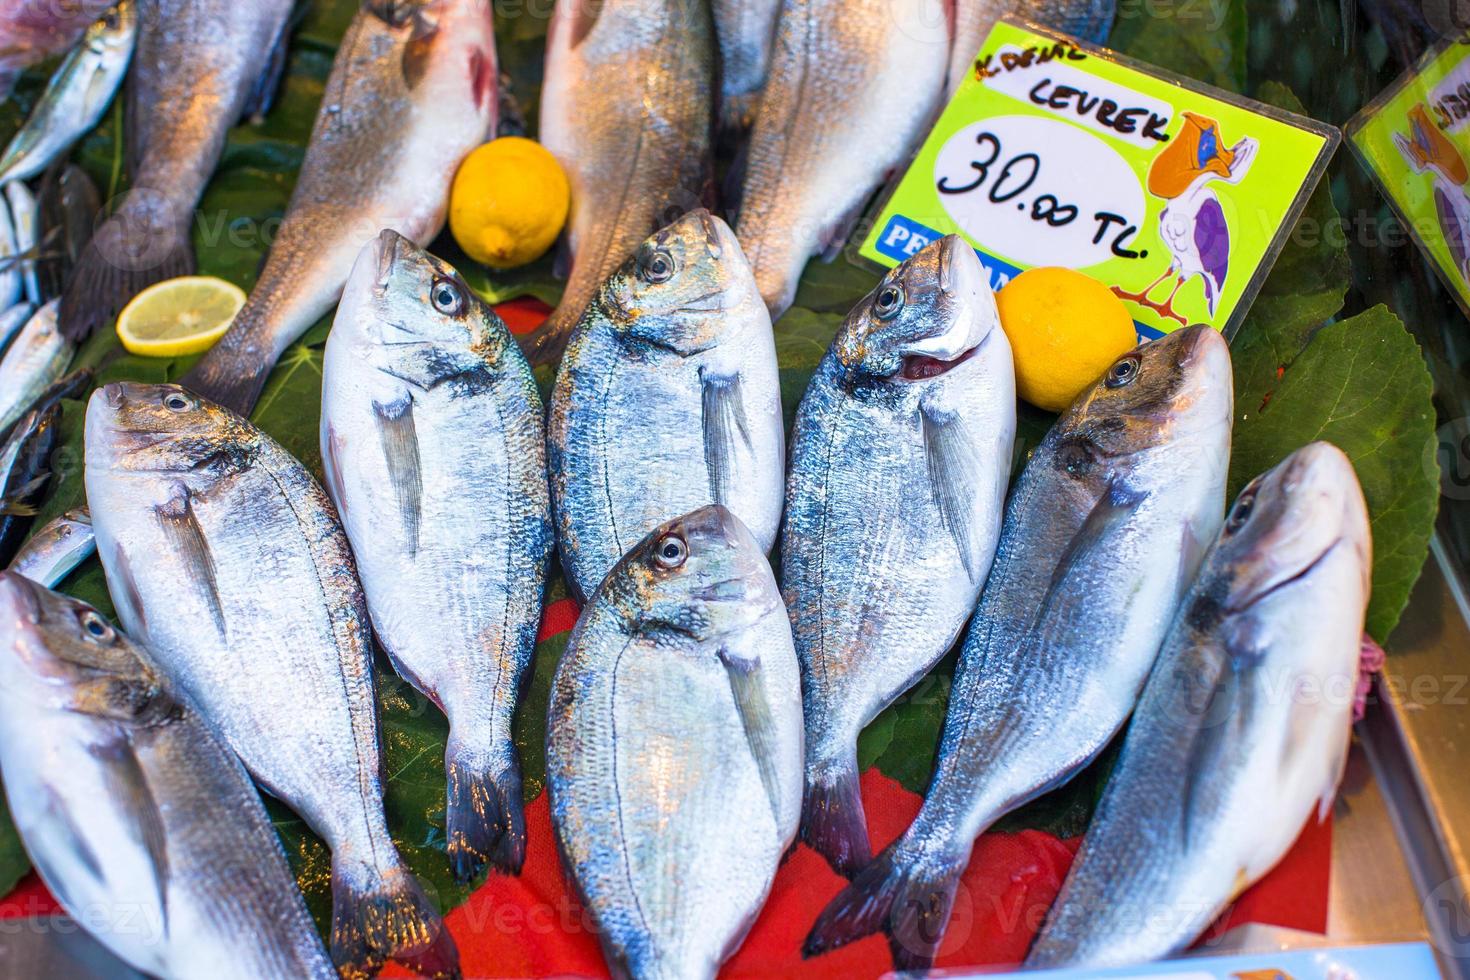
163,392,194,413
873,283,905,320
78,611,114,644
1105,354,1141,388
431,277,466,316
640,248,676,284
653,534,688,569
1225,488,1257,534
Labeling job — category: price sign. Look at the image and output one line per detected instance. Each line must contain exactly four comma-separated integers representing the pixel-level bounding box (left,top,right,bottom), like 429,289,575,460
857,19,1338,339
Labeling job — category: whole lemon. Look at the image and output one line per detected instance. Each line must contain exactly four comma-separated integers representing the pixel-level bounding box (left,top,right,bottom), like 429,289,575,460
995,267,1138,413
449,137,570,269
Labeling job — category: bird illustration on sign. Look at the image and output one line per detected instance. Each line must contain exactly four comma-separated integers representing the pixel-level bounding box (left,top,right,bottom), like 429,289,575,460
1394,101,1470,286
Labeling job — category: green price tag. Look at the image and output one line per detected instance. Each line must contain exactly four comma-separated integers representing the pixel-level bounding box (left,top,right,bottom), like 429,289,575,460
1347,37,1470,322
857,19,1338,339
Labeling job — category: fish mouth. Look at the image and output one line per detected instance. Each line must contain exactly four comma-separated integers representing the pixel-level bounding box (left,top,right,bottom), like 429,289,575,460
1227,537,1342,613
899,328,988,381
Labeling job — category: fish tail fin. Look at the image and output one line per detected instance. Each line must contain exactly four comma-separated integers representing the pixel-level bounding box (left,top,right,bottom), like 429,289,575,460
330,854,461,980
803,839,966,973
58,209,193,341
800,756,871,877
445,735,526,884
177,320,275,418
515,300,580,368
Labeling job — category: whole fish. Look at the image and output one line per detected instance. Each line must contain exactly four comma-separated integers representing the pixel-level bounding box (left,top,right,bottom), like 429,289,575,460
0,0,115,98
0,573,338,980
944,0,1116,98
548,209,783,602
806,324,1234,971
58,0,294,341
734,0,950,318
84,383,459,980
0,301,34,354
0,363,90,446
0,2,137,185
0,301,70,433
548,505,803,980
1026,442,1370,969
7,508,93,586
7,180,41,305
784,235,1014,877
519,0,715,367
713,0,780,139
36,164,102,302
0,403,58,566
182,0,497,418
321,230,552,884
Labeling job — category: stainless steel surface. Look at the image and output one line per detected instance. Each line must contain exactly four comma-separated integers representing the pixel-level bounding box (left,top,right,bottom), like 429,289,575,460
1330,740,1427,945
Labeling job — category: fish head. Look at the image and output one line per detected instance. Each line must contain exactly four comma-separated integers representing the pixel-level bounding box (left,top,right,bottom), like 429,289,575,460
0,572,170,723
85,382,257,477
338,229,512,386
601,210,759,355
603,505,783,642
834,235,998,381
88,0,137,52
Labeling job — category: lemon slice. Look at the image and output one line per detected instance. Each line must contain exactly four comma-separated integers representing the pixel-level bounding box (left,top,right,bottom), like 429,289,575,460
116,276,247,357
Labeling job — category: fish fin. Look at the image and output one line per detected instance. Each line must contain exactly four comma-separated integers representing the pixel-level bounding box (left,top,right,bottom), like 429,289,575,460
515,305,576,368
445,737,525,884
239,4,302,122
58,214,193,342
373,394,422,555
0,482,45,517
1028,485,1147,636
330,856,461,980
804,841,966,972
718,647,787,834
177,330,275,418
155,494,225,636
921,402,984,581
800,757,871,878
107,543,147,634
701,371,752,508
91,736,170,921
27,788,108,912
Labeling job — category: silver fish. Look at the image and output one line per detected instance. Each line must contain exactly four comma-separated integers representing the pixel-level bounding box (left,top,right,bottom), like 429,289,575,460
519,0,716,367
0,301,70,433
84,383,459,980
0,301,35,354
182,0,498,417
1027,442,1370,969
0,402,59,567
0,573,338,980
548,209,783,603
0,2,137,186
7,180,41,305
783,235,1014,877
806,324,1234,971
7,509,93,586
713,0,780,138
734,0,950,318
944,0,1116,98
548,505,803,980
58,0,295,340
321,229,552,884
0,186,21,311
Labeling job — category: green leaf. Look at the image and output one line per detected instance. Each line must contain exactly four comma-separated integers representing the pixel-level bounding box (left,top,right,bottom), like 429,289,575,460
1110,0,1248,91
0,796,30,898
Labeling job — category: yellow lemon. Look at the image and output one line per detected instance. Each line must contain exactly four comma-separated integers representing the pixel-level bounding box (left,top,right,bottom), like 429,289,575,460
449,137,570,270
996,267,1138,413
116,276,247,357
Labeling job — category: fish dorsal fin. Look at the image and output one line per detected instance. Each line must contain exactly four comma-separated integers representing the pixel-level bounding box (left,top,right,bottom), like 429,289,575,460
700,369,752,508
718,646,785,831
154,493,224,637
920,401,984,581
373,393,422,555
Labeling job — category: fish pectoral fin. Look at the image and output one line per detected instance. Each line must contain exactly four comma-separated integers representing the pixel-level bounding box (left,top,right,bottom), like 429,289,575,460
718,646,785,830
701,370,753,508
90,736,170,926
920,402,984,581
373,393,422,555
1026,485,1147,643
154,493,224,637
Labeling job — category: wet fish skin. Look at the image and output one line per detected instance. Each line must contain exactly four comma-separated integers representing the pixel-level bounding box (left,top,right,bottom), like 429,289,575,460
7,508,93,586
0,0,115,98
7,181,41,305
735,0,950,318
58,0,295,341
548,209,783,603
0,2,137,186
84,382,459,980
0,186,21,312
548,505,803,980
321,229,552,885
1026,442,1370,969
0,573,338,980
713,0,780,138
0,302,35,355
0,403,59,566
784,235,1014,878
944,0,1116,98
520,0,716,367
806,325,1235,971
37,164,102,302
182,0,498,418
0,301,71,434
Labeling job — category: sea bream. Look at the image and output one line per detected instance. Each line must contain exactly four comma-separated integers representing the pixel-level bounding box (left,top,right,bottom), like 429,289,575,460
58,0,295,340
182,0,498,417
518,0,715,367
0,574,337,980
783,235,1014,877
548,505,803,980
321,230,552,884
806,325,1234,971
84,383,459,980
734,0,950,318
1026,442,1370,970
547,209,783,602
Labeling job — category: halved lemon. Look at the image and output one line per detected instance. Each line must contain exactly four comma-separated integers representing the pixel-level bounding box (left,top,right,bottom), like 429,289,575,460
116,276,247,357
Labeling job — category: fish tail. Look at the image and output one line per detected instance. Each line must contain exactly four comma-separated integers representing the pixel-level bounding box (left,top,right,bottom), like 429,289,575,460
58,204,193,341
515,298,580,368
330,854,461,980
445,735,526,884
803,837,966,973
800,756,871,877
177,315,275,418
